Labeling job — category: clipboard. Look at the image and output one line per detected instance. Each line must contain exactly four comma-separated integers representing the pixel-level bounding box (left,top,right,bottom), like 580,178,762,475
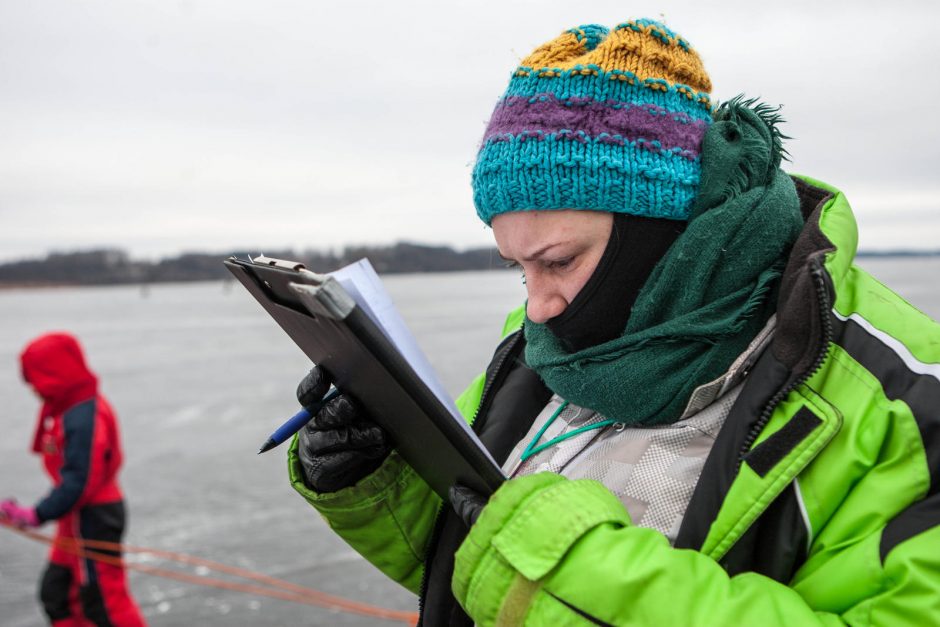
224,255,506,498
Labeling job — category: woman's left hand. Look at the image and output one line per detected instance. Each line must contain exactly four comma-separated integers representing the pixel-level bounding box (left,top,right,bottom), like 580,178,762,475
448,485,487,527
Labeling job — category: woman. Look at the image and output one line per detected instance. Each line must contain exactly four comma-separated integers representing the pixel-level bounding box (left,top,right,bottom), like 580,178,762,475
288,19,940,625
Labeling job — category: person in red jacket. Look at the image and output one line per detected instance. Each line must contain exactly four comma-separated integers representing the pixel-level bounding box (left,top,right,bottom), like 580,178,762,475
1,332,146,627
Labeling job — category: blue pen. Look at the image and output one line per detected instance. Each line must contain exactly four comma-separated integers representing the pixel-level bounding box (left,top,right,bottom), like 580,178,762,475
257,388,342,454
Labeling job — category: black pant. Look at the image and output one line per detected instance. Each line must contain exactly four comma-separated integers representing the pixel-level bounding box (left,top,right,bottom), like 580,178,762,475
38,501,139,626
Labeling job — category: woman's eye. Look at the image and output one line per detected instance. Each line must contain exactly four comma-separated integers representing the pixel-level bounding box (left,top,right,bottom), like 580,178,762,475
548,257,574,270
501,259,526,284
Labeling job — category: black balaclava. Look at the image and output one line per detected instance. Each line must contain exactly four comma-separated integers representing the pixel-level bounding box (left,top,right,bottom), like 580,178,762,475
545,213,685,352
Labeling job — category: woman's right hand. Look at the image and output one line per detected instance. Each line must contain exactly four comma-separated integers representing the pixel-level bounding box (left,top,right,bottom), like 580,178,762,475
295,366,391,493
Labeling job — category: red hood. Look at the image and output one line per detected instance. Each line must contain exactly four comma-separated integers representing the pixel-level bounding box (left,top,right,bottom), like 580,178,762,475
21,332,98,419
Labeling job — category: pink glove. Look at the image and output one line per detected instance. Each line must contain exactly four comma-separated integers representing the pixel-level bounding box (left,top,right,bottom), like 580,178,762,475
0,499,40,528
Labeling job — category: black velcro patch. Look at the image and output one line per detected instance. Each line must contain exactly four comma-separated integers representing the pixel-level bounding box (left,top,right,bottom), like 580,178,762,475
745,407,823,477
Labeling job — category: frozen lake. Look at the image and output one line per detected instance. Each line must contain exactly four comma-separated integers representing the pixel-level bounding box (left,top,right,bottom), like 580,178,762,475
1,258,938,626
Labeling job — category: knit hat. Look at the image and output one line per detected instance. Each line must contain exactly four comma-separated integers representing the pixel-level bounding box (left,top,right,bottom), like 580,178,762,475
472,19,713,225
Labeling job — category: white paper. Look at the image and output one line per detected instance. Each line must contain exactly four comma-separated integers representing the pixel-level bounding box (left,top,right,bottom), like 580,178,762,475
329,260,487,452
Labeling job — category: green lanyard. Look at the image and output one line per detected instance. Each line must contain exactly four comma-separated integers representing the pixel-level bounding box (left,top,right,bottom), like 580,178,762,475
519,401,619,462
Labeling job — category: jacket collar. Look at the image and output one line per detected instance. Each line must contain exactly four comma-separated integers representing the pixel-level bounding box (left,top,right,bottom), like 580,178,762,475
771,176,839,381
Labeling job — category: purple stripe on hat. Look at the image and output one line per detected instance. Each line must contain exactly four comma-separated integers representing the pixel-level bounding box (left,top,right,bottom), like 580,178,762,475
483,130,700,159
483,94,707,157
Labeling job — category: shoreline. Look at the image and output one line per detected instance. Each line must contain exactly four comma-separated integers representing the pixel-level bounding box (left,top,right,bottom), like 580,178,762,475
0,268,517,291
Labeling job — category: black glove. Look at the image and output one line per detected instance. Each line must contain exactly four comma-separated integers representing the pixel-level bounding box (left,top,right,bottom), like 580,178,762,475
448,484,487,528
296,366,391,493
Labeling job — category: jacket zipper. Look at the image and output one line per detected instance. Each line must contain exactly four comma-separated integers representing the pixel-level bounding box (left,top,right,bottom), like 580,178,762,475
470,328,525,428
416,327,525,623
735,257,834,472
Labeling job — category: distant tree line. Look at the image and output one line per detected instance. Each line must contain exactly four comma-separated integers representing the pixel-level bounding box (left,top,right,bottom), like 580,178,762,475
0,243,507,287
2,244,935,288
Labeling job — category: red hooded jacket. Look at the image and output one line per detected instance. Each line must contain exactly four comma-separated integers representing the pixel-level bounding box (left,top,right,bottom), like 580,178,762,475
20,333,124,522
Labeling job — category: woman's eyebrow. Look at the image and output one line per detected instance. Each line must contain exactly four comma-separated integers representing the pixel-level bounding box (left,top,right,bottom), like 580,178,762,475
498,241,566,263
520,242,565,262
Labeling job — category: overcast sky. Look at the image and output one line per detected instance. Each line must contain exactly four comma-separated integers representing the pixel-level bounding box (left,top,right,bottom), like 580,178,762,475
2,0,938,261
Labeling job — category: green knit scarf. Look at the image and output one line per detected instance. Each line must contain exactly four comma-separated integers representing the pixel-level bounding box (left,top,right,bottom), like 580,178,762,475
524,98,804,426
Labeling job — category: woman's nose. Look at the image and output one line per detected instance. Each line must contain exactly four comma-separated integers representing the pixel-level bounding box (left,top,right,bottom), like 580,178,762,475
525,281,568,324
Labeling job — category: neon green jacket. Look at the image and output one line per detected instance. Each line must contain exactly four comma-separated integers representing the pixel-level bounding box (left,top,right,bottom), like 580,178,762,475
289,177,940,625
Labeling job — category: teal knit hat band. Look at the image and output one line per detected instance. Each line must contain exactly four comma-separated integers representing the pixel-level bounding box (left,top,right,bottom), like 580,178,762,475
472,20,713,225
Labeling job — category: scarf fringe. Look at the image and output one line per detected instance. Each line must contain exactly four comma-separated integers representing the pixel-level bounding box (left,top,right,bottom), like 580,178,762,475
713,95,790,202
